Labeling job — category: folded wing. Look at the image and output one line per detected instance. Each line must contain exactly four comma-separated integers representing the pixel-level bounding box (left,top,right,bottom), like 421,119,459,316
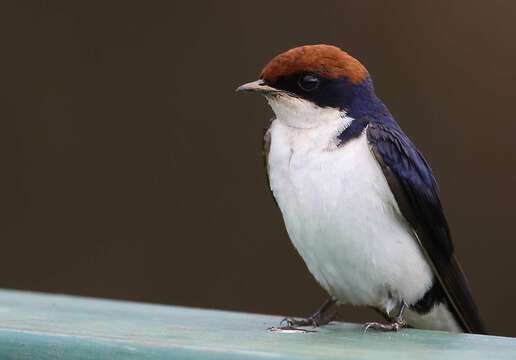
367,123,486,334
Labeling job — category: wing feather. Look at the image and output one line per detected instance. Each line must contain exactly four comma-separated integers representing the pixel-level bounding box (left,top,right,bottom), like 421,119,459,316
367,123,486,334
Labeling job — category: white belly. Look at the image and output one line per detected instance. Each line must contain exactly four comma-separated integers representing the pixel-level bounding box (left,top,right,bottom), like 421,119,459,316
267,119,433,313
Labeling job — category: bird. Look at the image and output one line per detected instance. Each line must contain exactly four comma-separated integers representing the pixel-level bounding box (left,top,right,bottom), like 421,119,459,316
236,44,486,334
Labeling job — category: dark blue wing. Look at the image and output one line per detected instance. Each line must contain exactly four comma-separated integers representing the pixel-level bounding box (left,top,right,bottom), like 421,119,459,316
367,123,486,334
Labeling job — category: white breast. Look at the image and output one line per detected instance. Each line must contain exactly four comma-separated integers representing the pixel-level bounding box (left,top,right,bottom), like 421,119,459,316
267,115,434,313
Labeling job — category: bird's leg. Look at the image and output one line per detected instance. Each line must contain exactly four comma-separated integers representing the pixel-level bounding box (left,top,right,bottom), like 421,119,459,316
363,302,407,333
280,298,337,328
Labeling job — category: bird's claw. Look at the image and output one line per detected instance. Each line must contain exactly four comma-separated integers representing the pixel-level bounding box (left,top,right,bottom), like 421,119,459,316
280,316,318,328
279,317,294,327
267,317,320,333
362,319,406,333
270,298,336,333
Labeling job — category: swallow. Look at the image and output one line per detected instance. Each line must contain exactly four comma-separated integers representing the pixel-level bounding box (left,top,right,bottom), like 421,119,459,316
237,45,486,334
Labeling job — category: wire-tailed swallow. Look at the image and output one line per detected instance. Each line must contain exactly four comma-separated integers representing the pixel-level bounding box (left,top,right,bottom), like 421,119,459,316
237,44,485,334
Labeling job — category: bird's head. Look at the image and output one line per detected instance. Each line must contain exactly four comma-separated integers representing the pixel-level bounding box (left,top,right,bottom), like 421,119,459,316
237,45,383,128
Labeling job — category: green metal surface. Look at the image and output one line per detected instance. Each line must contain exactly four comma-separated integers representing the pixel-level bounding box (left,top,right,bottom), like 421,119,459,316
0,289,513,359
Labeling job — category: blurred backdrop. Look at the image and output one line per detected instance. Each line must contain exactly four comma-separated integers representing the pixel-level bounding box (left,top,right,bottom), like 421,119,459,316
2,1,515,336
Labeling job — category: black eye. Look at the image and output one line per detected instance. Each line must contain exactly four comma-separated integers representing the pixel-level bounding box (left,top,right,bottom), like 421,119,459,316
298,74,320,91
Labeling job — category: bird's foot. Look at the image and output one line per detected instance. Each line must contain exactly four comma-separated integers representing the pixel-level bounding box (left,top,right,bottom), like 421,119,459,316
363,302,407,333
362,319,406,333
266,316,323,333
267,298,337,333
280,314,327,328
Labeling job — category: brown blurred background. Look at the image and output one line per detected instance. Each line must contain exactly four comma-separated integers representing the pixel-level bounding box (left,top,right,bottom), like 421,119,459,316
1,1,515,337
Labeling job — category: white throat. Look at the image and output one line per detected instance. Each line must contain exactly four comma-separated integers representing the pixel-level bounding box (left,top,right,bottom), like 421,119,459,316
265,95,354,150
266,95,352,129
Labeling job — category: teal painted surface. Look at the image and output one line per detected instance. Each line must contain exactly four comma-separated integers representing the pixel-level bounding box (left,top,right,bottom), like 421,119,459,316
0,290,514,359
